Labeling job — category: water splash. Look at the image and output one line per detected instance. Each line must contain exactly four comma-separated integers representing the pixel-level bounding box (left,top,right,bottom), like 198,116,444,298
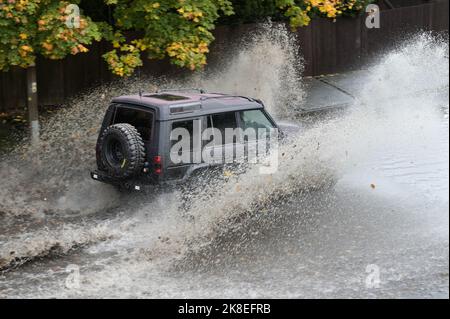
110,32,449,273
361,33,449,104
0,23,306,271
196,22,305,118
0,221,117,271
0,28,448,297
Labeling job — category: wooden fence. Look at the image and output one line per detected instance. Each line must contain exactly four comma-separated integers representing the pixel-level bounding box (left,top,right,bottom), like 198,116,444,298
0,0,448,113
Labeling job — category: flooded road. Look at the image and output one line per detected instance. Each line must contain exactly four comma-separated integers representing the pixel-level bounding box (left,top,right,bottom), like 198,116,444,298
1,107,447,299
0,29,448,299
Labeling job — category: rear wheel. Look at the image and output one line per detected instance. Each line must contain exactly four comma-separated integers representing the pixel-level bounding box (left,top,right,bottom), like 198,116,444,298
98,123,146,179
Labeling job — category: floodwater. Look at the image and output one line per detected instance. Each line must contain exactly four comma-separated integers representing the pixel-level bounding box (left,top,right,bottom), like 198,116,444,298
0,27,448,299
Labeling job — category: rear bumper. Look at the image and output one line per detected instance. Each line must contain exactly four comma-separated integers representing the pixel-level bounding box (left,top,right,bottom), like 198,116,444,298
90,170,175,191
91,170,119,185
90,171,146,191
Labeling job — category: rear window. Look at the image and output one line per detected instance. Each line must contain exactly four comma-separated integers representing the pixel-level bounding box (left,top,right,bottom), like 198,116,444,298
113,107,154,141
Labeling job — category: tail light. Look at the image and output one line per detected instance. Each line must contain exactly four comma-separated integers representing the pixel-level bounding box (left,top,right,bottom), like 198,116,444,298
153,156,162,165
153,156,162,175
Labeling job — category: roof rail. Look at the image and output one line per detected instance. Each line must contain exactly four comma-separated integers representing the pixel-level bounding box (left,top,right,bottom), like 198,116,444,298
200,95,255,102
156,88,207,94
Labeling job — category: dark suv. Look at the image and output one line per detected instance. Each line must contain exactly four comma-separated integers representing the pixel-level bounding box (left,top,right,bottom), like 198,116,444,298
91,90,300,190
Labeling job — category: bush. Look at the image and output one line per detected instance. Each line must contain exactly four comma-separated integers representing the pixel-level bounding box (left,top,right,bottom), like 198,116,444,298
221,0,375,27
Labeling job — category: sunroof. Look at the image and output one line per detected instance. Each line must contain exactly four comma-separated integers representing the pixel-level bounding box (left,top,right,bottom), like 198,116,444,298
147,94,189,101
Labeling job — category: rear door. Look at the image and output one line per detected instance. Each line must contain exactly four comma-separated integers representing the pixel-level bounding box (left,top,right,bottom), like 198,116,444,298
112,104,158,160
112,105,155,142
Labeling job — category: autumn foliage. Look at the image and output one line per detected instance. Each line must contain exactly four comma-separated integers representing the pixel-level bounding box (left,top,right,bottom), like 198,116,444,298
277,0,373,27
0,0,372,77
0,0,101,70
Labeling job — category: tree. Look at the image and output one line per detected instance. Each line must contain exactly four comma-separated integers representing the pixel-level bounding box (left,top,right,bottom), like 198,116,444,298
0,0,373,75
1,0,372,142
0,0,101,70
276,0,374,28
100,0,372,76
0,0,102,142
0,0,234,141
101,0,234,76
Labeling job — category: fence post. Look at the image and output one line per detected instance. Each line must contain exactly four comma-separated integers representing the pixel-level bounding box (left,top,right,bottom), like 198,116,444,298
26,64,39,144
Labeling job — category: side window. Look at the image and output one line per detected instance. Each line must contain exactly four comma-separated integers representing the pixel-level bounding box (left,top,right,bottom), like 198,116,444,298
171,120,194,151
170,119,202,164
210,112,239,145
114,106,154,141
203,116,214,146
239,110,274,140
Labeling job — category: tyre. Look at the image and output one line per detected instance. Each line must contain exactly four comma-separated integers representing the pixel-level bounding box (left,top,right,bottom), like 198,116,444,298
98,123,146,179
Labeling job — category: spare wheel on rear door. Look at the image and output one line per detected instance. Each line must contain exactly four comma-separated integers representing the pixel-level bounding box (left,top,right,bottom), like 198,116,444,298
99,123,146,179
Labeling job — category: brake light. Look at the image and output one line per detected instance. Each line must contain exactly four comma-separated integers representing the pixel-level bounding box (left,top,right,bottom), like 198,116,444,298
153,156,162,175
153,156,162,165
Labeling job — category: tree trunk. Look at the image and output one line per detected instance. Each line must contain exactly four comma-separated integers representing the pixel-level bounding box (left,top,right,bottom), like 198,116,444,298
26,64,39,144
